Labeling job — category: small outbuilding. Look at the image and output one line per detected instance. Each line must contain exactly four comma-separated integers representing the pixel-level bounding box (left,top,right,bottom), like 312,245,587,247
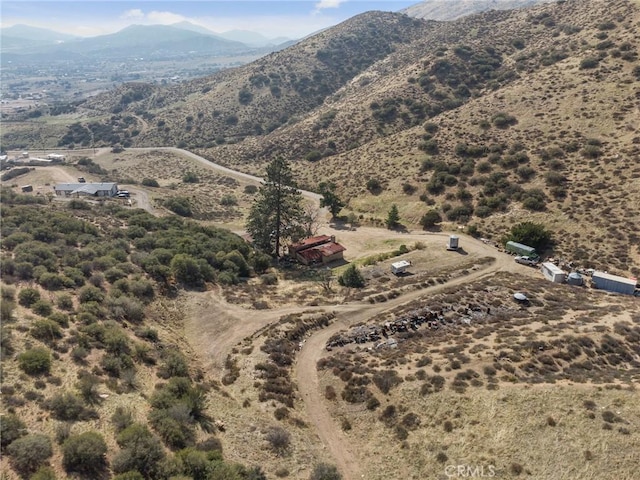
541,262,566,283
21,185,33,192
447,235,459,251
391,260,411,275
591,271,636,295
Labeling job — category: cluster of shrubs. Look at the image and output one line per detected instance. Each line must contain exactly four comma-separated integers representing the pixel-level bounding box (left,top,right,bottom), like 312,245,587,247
415,132,602,220
1,167,32,181
255,334,299,408
0,192,270,479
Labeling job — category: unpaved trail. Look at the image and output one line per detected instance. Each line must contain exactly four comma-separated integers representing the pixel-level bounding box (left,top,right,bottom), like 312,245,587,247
105,147,530,478
129,187,154,213
122,147,324,204
294,257,515,480
184,232,520,374
182,231,528,480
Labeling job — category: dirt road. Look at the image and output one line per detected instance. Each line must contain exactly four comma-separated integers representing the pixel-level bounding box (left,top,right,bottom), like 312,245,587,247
80,147,528,478
156,147,524,479
124,147,324,203
181,224,526,480
294,252,519,480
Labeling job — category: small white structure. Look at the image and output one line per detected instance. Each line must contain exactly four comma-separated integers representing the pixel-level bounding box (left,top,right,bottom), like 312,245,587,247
391,260,411,275
592,271,636,295
541,262,566,283
447,235,459,251
47,153,65,161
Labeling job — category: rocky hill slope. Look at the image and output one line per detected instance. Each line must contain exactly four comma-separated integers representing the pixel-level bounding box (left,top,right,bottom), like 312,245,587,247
401,0,554,21
26,0,640,275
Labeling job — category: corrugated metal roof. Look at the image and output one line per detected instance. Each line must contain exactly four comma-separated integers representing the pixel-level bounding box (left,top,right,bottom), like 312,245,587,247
318,242,346,256
290,235,332,249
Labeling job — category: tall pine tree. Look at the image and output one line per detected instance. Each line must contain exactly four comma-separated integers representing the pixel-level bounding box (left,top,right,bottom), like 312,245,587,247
386,204,400,229
246,157,304,257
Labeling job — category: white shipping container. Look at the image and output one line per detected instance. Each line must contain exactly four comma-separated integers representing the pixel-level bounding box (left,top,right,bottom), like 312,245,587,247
592,271,636,295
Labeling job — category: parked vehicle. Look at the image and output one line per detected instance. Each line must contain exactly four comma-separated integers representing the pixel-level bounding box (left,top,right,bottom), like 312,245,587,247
505,241,538,258
515,256,538,266
116,190,130,198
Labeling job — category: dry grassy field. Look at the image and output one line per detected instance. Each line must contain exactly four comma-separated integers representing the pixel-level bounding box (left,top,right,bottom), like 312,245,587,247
185,264,640,479
1,147,638,479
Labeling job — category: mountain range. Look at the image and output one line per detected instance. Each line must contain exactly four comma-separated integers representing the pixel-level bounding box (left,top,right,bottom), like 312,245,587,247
5,0,640,275
0,21,293,60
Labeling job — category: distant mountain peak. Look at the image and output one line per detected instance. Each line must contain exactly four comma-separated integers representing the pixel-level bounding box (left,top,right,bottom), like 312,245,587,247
170,21,220,37
1,23,78,42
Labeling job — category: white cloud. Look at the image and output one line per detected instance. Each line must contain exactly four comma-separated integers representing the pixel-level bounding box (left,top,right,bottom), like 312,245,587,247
121,9,145,20
314,0,347,12
119,9,187,25
147,11,188,25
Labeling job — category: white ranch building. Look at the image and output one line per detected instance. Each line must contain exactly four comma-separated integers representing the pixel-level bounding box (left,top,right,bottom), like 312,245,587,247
54,182,118,197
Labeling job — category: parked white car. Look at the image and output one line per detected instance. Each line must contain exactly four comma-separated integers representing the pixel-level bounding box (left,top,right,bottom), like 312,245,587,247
515,256,538,266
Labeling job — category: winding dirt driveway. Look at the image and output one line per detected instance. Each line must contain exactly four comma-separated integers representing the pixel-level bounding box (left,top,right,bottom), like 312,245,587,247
127,147,323,203
180,231,525,480
294,239,523,480
118,147,529,479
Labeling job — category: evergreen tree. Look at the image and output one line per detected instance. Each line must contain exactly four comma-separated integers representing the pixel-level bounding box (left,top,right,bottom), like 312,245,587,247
386,204,400,229
420,210,442,229
338,264,365,288
246,157,304,257
319,182,345,219
504,222,552,249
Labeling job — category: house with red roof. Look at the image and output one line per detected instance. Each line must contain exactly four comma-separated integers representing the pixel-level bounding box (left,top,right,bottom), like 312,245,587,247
289,235,346,265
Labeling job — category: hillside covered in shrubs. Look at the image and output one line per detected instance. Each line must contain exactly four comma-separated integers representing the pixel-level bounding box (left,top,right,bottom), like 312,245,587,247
15,0,639,275
0,189,271,479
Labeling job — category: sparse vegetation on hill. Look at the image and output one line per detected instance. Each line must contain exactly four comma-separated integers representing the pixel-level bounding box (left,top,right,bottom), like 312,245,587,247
0,190,272,478
2,2,640,475
19,0,638,274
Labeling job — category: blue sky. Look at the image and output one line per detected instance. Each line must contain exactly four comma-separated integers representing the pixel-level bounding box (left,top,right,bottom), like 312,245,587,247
1,1,418,38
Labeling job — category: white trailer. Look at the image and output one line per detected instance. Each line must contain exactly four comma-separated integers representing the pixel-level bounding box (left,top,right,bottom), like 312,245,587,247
447,235,459,251
391,260,411,275
541,262,565,283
